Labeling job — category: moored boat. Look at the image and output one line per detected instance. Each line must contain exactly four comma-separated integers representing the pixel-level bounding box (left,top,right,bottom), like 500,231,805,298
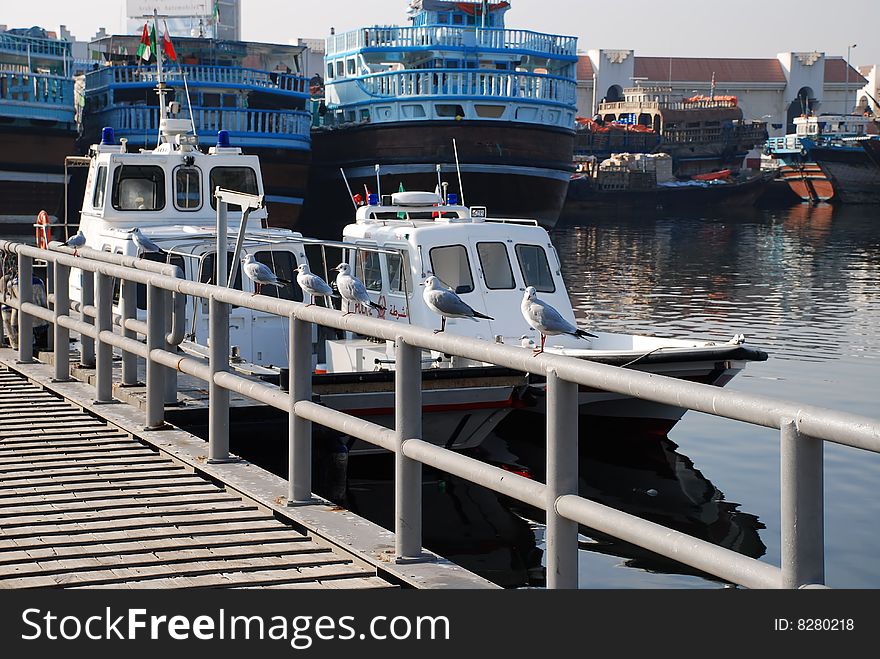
764,113,879,203
331,190,767,435
301,0,579,235
79,30,312,229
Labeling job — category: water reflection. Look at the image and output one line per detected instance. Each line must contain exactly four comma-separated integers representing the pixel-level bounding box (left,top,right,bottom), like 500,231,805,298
553,204,880,366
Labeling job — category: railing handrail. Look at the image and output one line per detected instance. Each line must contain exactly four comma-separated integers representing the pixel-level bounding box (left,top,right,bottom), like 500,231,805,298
326,25,578,58
3,236,876,589
84,64,310,95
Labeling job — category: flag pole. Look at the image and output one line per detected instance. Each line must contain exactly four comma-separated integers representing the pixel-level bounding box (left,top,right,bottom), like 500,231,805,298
153,9,168,144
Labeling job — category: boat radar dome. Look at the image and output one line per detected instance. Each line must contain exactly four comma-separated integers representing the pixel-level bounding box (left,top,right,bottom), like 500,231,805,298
217,130,231,148
100,127,115,145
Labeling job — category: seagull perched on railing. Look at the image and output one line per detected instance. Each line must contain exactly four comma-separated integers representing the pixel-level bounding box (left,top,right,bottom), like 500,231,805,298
296,263,336,307
65,230,86,256
422,275,493,333
521,285,596,355
242,254,291,296
334,262,385,315
129,228,164,258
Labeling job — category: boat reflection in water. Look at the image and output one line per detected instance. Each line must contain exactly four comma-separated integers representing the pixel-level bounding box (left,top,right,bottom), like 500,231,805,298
289,412,767,588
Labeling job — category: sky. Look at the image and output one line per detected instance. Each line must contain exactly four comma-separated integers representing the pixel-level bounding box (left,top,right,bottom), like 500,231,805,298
2,0,878,66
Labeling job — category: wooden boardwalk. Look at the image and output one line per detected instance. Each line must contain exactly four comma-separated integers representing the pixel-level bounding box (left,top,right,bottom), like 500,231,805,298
0,366,394,589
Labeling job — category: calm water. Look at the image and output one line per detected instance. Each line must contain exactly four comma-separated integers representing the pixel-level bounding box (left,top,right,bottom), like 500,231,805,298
335,201,880,589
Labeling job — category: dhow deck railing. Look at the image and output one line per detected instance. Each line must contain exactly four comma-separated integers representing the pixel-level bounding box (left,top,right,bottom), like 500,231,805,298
2,231,879,590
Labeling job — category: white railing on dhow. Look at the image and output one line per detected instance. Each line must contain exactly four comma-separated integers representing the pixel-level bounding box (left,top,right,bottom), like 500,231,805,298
353,69,576,106
326,26,577,58
2,229,879,590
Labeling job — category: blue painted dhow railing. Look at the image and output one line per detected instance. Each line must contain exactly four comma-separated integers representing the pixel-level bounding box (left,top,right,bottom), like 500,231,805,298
0,32,71,59
85,65,309,95
2,234,879,589
353,69,577,105
326,26,578,58
0,71,75,121
89,106,312,142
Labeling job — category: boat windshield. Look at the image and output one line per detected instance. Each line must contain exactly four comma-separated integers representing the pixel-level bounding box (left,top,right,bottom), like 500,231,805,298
429,244,474,293
209,167,259,210
515,244,555,293
112,165,165,211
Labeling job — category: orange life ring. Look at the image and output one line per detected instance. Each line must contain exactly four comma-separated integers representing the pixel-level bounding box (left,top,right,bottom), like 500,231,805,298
35,210,52,249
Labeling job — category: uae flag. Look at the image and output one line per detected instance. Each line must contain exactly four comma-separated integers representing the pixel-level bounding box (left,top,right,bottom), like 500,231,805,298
136,23,152,62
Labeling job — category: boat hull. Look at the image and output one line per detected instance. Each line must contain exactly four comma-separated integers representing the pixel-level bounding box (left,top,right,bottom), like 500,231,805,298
301,120,574,236
778,163,835,202
810,142,880,204
0,123,76,226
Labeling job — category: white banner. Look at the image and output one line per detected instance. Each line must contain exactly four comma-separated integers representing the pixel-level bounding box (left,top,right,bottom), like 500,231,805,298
126,0,211,18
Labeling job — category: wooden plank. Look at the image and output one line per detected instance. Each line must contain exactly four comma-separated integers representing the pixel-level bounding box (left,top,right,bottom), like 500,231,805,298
0,509,270,541
0,483,224,509
1,519,294,551
0,453,167,473
0,475,209,499
0,462,186,484
0,441,151,458
0,533,322,566
2,496,252,527
0,425,124,439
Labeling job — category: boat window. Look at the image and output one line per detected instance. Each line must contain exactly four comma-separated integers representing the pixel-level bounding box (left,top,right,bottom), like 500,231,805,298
111,165,165,211
209,167,259,210
435,104,465,119
346,58,356,76
92,165,108,209
335,61,344,78
136,253,186,311
355,250,383,292
429,245,474,294
477,242,515,290
174,166,201,211
198,252,243,290
254,250,301,301
475,104,505,118
515,244,555,293
386,251,411,294
326,63,334,80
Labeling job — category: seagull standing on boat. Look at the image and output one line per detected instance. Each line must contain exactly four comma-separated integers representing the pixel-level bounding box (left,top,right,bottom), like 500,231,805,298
66,230,86,256
296,263,336,307
521,285,596,354
242,254,291,296
129,228,164,258
334,262,384,315
422,275,493,333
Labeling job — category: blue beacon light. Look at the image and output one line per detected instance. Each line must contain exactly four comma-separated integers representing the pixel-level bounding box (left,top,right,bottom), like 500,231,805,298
368,193,379,206
447,193,459,205
217,130,230,147
100,127,115,144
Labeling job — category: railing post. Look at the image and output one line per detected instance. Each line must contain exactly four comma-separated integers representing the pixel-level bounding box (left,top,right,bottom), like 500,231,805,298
545,368,579,589
45,257,54,353
119,278,138,386
780,419,825,588
208,296,232,462
163,290,177,404
94,271,114,403
52,260,70,381
144,282,166,430
16,251,33,364
79,269,95,367
395,337,423,561
288,313,313,504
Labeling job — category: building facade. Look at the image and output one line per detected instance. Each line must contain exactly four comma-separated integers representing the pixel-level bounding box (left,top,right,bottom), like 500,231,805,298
577,50,870,138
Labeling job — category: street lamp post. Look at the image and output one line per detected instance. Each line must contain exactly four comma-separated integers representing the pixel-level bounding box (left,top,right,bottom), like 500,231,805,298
846,43,857,114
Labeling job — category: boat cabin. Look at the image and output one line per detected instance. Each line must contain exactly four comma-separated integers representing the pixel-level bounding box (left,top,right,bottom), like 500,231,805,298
325,190,576,370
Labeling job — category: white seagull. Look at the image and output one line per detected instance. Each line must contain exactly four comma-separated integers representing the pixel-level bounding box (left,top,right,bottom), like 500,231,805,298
66,230,86,256
242,254,291,296
334,262,384,315
296,263,336,306
129,228,164,257
422,275,493,333
521,286,596,354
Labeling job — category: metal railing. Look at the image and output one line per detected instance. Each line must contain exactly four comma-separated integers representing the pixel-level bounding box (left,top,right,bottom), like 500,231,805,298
2,236,879,589
0,32,71,59
326,26,578,58
85,65,309,96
